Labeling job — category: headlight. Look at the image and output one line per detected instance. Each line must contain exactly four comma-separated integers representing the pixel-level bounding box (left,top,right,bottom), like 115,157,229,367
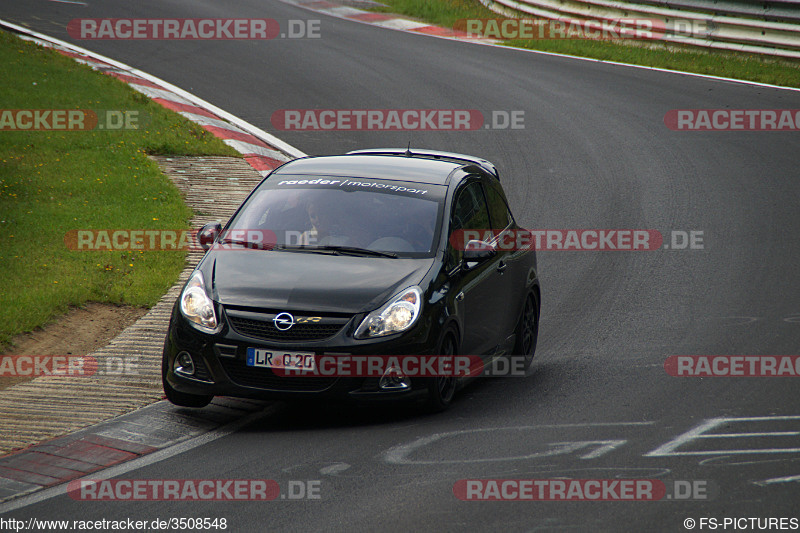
180,271,218,332
355,286,423,338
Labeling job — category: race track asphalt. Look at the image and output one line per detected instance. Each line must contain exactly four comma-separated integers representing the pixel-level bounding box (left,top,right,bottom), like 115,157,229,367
2,0,800,530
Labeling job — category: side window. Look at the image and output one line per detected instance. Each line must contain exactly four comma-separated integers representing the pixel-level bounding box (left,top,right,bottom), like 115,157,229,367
446,180,491,269
451,181,491,232
485,181,513,230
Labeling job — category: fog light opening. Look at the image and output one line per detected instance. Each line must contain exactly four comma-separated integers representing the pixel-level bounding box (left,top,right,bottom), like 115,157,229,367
379,366,410,391
174,351,196,376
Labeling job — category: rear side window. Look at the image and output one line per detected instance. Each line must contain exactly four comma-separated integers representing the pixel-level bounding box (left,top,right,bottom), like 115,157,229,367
485,181,513,230
446,180,491,269
451,181,491,232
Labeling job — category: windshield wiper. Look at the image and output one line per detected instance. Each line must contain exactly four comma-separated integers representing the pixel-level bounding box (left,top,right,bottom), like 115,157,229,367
273,244,338,255
217,238,273,251
235,243,398,258
307,245,398,258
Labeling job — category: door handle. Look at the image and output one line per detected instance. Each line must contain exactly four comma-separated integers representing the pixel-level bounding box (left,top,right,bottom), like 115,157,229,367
497,261,507,273
456,292,464,302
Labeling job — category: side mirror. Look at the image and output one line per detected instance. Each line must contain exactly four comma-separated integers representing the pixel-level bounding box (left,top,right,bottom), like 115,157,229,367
462,239,496,270
197,222,222,251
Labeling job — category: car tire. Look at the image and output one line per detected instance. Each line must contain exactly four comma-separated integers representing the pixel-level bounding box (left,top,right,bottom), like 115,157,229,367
425,332,459,412
162,351,213,408
513,291,540,372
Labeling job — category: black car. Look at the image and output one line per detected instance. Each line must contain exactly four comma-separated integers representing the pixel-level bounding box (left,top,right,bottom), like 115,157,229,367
162,149,540,410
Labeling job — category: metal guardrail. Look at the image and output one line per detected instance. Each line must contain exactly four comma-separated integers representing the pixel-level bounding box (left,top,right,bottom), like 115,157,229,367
632,0,800,24
479,0,800,58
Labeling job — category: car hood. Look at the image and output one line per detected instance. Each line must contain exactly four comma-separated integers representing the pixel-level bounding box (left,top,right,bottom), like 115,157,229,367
203,249,434,314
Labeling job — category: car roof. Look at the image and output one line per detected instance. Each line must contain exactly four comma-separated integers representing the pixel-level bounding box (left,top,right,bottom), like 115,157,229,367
272,152,489,186
348,148,499,179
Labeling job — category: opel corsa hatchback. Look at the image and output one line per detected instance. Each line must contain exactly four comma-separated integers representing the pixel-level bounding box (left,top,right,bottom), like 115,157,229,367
162,149,540,411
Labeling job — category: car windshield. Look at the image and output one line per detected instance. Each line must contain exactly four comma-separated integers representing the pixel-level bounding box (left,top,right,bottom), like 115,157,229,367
224,175,445,257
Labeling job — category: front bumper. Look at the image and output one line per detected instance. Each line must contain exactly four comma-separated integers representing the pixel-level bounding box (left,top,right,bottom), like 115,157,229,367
163,301,438,402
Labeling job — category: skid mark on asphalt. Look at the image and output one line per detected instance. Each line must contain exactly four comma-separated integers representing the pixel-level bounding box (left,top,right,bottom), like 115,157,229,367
381,422,654,465
700,456,800,467
754,474,800,486
319,463,351,475
381,417,800,473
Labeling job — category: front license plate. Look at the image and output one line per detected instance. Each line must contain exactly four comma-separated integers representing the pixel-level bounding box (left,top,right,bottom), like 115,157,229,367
246,348,316,372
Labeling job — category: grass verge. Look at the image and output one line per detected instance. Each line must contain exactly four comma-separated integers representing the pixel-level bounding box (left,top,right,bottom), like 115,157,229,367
0,30,239,349
372,0,800,88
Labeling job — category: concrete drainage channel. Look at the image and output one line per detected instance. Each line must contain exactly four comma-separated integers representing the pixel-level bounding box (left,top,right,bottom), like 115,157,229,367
0,399,276,507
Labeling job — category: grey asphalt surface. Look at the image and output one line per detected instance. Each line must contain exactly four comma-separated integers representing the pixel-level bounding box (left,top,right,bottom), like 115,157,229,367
2,0,800,530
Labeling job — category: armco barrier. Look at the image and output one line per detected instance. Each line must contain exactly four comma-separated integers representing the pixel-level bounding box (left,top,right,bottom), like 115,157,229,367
479,0,800,58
